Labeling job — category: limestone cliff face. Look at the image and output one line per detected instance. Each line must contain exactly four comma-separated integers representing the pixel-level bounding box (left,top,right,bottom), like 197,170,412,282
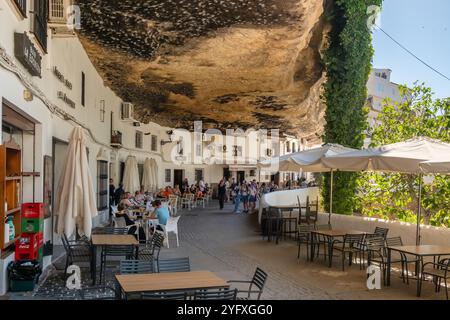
76,0,330,145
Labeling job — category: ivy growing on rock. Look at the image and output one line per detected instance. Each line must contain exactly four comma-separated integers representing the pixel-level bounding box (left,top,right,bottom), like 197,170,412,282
322,0,382,214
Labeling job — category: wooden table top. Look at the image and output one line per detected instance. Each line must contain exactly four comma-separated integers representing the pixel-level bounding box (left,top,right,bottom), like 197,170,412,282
388,245,450,256
311,229,366,237
115,270,229,293
91,234,139,246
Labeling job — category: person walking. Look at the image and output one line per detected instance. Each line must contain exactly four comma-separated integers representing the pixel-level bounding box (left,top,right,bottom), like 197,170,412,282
233,183,241,214
218,179,227,210
241,183,249,213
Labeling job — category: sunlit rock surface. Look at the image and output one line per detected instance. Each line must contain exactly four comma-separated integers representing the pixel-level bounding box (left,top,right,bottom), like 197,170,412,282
76,0,330,143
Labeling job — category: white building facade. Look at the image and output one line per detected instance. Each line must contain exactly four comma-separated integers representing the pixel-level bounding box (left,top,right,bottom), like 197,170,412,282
0,0,305,290
365,68,403,147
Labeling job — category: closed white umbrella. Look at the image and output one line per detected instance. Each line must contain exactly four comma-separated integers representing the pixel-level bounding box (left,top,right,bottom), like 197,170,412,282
151,158,158,190
259,144,357,223
123,155,140,193
141,158,153,192
420,160,450,174
54,126,97,238
322,137,450,244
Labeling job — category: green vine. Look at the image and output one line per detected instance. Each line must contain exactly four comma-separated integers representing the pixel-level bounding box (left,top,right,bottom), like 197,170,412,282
322,0,382,214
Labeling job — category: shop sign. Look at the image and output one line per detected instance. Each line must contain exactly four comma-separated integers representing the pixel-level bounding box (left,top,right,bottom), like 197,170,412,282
53,66,73,90
14,32,42,77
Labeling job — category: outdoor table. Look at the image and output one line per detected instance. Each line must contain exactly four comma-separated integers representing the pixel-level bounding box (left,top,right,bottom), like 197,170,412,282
310,229,366,267
266,205,299,244
115,270,229,299
91,234,139,285
386,245,450,297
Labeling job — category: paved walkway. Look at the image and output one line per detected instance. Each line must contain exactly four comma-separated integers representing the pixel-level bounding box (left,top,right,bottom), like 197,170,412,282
6,201,448,300
163,201,447,300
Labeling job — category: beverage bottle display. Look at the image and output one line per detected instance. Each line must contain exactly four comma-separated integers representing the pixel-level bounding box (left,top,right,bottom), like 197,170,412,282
7,217,15,241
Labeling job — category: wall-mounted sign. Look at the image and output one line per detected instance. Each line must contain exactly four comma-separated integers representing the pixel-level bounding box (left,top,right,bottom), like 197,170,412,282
52,66,73,90
14,32,42,77
57,91,76,108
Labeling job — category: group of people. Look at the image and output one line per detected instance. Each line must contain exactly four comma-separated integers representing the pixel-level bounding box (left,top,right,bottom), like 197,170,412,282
154,179,210,201
108,179,170,243
217,178,263,214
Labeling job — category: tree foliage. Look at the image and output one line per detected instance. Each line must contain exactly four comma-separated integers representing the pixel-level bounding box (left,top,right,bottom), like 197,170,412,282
322,0,382,214
357,84,450,226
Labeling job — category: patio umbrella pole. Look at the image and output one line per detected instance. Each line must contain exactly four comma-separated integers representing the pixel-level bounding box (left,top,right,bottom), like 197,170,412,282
328,170,333,225
416,173,423,245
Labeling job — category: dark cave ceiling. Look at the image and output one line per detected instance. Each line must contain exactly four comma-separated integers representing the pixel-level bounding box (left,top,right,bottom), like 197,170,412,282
76,0,330,143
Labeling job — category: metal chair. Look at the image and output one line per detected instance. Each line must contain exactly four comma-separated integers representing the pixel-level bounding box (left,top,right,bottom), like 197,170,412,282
79,286,119,300
194,288,238,300
157,257,190,273
99,245,135,284
227,267,268,300
141,291,188,300
139,232,164,265
313,224,332,260
120,259,154,274
61,233,92,279
374,226,389,239
297,224,314,261
332,234,365,271
421,258,450,300
386,236,416,284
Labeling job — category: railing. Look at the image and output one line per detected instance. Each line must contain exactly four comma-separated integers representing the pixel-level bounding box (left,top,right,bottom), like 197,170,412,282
32,0,48,51
111,131,123,146
49,0,73,24
13,0,27,17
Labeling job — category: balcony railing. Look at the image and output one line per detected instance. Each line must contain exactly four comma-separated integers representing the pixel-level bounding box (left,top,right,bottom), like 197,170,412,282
31,0,48,51
12,0,27,17
111,131,123,147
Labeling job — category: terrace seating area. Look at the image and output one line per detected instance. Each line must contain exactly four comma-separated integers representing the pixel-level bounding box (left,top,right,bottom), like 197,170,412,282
4,200,448,301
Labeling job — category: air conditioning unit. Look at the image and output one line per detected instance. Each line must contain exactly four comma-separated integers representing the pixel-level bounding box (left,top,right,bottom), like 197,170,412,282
57,91,65,99
121,102,134,121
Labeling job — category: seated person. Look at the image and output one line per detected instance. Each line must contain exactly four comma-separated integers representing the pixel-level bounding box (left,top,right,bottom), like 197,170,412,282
152,199,170,232
162,186,173,199
156,188,166,199
119,192,133,207
135,190,145,203
116,204,146,243
173,185,182,197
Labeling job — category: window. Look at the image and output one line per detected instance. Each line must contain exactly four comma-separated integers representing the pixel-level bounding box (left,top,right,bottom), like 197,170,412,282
232,145,242,157
177,140,184,155
32,0,48,50
135,131,143,149
286,142,291,153
12,0,27,17
99,100,105,122
266,148,273,157
97,160,108,211
151,135,158,152
165,169,171,183
250,170,256,177
292,143,296,153
138,163,144,184
81,71,85,106
195,169,203,183
196,144,202,157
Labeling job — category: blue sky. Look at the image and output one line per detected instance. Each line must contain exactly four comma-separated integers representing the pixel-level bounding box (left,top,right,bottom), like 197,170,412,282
372,0,450,99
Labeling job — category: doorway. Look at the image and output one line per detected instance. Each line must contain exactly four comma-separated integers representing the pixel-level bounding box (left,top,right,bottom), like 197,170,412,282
52,138,69,247
237,171,245,184
174,169,184,188
223,168,230,180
